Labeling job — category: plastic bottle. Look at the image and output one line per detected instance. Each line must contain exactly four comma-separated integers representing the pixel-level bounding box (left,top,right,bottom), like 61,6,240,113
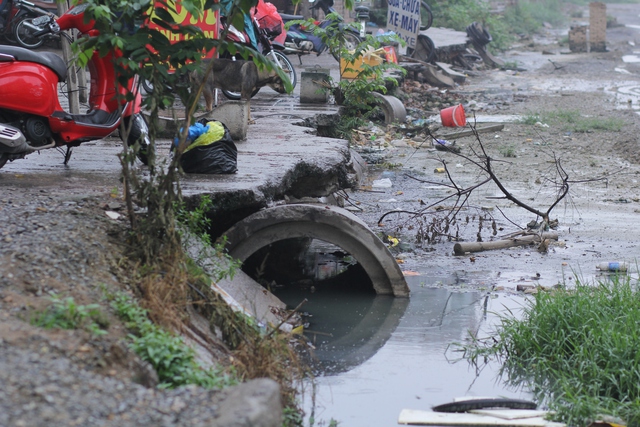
596,262,629,272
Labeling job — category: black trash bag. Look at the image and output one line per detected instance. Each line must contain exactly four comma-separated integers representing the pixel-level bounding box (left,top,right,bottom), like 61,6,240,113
180,120,238,174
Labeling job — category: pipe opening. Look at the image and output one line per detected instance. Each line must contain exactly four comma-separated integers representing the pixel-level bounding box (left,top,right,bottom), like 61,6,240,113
242,237,375,296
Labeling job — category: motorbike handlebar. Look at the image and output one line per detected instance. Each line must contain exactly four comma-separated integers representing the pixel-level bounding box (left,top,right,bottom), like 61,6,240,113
16,0,36,7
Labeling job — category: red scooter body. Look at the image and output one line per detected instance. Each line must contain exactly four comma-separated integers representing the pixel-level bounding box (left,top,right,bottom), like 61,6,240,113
0,61,60,117
0,2,148,168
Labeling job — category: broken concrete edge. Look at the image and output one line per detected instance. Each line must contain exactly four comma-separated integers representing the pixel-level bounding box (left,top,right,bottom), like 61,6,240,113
181,222,284,321
182,147,363,240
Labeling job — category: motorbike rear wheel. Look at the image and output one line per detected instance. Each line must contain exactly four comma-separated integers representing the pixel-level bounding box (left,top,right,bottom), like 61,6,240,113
330,31,362,62
14,16,45,49
0,153,9,169
124,113,151,166
222,50,297,101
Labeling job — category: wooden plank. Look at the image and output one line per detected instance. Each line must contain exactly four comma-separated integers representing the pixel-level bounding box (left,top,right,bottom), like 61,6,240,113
436,62,467,83
438,124,505,139
400,57,455,88
398,410,566,427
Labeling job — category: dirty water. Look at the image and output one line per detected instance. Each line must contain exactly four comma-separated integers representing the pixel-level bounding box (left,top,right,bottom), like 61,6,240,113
274,265,534,427
271,229,638,425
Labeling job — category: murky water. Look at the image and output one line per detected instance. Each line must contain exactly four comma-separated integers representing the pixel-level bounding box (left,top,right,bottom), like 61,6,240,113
273,249,534,426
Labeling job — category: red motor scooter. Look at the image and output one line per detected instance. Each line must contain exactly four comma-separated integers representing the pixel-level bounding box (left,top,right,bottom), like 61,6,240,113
0,2,150,170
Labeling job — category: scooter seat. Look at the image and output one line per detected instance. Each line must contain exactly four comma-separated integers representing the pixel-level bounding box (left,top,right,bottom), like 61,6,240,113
279,13,304,21
0,45,68,82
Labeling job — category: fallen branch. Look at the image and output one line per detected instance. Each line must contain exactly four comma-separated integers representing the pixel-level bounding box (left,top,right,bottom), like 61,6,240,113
438,124,504,139
453,231,558,256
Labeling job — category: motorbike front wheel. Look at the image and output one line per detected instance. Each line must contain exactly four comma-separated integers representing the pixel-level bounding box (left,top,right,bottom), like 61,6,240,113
222,51,297,101
14,17,46,49
330,31,362,62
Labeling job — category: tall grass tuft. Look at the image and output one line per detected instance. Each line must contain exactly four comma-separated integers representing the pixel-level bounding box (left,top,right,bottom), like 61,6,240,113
458,275,640,426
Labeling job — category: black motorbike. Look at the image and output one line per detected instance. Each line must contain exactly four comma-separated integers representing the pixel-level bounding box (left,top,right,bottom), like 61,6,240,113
0,0,54,49
279,0,362,63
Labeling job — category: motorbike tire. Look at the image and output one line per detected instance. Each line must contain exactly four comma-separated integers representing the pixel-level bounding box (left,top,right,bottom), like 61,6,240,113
330,31,362,62
2,24,17,43
125,113,151,166
14,16,45,49
0,153,9,169
406,34,436,63
222,51,297,100
141,79,154,95
270,50,297,90
419,1,433,31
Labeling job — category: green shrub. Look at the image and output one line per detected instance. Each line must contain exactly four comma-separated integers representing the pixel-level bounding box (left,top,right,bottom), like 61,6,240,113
110,292,237,389
457,275,640,426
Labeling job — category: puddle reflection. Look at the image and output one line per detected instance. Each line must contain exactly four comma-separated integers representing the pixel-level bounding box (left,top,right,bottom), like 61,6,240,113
294,278,532,427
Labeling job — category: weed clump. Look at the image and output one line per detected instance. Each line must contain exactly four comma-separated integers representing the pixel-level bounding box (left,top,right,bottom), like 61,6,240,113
111,292,237,389
31,296,109,336
458,275,640,426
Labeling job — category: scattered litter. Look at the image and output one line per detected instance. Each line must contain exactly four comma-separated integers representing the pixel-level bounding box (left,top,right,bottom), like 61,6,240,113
403,271,421,276
386,235,400,247
615,67,632,75
412,118,429,126
596,262,628,272
433,138,461,153
105,211,121,220
535,121,549,128
434,167,446,173
372,178,393,188
622,55,640,63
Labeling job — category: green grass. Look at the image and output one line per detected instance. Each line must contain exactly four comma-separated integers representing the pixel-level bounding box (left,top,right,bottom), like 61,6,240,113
31,296,109,336
499,145,517,158
519,114,542,125
110,292,238,389
545,110,624,132
458,275,640,426
521,109,624,132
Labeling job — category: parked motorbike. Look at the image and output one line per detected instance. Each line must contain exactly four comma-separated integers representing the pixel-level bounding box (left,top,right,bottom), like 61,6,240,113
279,0,362,62
0,0,54,49
0,2,150,170
220,10,297,100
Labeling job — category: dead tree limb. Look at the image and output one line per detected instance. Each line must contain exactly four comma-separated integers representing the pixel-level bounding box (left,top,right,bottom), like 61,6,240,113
453,232,558,255
377,122,572,243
